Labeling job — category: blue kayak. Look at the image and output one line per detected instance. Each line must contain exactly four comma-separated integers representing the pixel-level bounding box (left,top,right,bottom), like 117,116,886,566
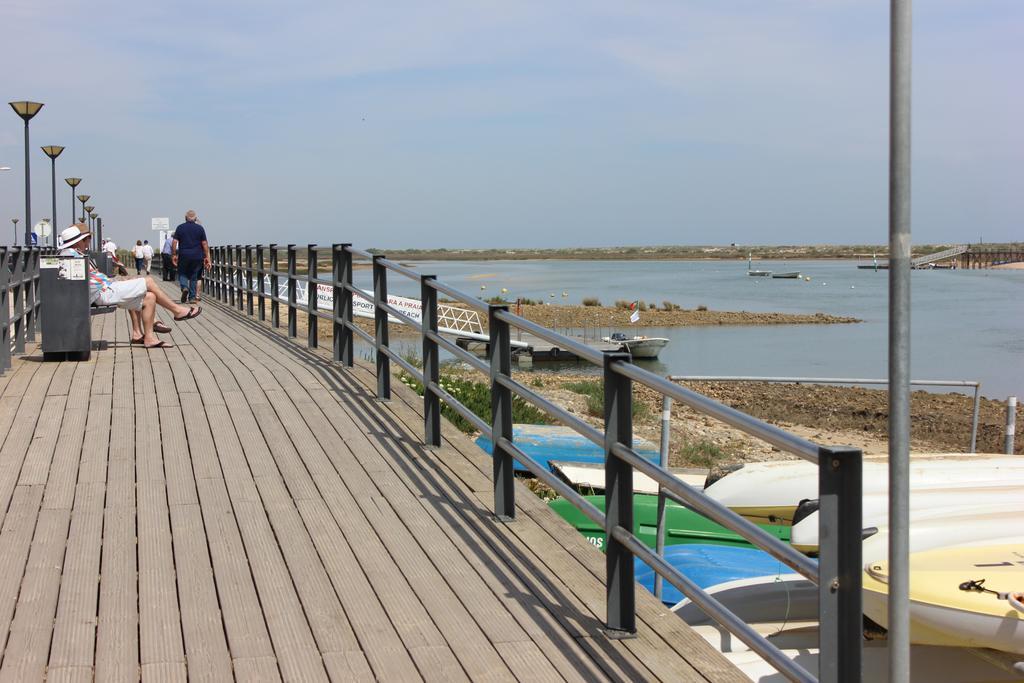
634,544,791,606
475,424,660,472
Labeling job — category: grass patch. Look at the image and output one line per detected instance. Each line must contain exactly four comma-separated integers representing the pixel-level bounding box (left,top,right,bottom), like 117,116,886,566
581,297,602,307
676,440,725,468
399,373,553,434
562,380,649,420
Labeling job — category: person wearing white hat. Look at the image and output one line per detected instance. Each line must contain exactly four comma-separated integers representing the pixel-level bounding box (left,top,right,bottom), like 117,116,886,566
59,224,202,348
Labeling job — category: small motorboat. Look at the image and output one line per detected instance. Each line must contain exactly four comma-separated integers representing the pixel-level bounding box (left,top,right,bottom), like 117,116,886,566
771,271,802,279
602,332,670,359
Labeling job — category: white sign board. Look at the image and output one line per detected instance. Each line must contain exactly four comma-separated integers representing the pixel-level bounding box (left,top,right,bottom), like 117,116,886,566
152,217,169,232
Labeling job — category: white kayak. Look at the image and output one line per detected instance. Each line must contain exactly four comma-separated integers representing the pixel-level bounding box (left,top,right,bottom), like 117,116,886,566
790,487,1024,552
704,455,1024,525
862,544,1024,654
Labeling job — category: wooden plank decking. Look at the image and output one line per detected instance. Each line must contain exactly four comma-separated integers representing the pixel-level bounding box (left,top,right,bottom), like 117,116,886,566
0,282,745,682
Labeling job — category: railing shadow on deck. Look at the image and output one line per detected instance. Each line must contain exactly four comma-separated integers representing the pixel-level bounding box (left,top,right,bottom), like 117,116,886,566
194,298,655,680
202,243,864,683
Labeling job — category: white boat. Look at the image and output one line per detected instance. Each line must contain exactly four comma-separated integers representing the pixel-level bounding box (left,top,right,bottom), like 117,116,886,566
748,269,773,277
699,622,1021,682
790,496,1024,553
863,544,1024,654
771,271,802,279
703,456,1024,525
602,332,670,359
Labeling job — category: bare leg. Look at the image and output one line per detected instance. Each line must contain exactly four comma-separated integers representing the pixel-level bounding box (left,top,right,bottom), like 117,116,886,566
129,309,143,340
142,276,191,317
140,293,169,346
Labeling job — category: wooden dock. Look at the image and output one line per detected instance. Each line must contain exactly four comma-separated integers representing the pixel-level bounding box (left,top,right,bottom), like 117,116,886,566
0,281,743,682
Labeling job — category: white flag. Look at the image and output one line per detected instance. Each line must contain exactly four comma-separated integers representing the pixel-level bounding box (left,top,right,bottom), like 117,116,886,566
629,309,640,323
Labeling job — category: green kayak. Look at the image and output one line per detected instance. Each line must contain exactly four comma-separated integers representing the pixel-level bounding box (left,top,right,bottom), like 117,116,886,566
549,493,790,552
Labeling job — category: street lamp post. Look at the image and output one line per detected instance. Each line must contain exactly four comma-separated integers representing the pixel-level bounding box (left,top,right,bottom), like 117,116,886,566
11,218,18,245
65,178,81,228
88,212,97,232
41,146,64,248
77,194,90,226
84,206,95,231
8,101,44,245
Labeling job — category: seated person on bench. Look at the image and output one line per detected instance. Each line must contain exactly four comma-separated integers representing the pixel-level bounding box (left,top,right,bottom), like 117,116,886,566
58,224,202,349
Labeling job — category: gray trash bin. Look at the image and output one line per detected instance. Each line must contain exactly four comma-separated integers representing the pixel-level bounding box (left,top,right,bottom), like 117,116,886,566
40,256,106,361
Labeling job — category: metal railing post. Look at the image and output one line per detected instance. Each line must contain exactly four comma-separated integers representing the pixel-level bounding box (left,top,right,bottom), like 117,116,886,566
1007,396,1017,455
287,245,297,338
256,245,266,320
488,304,514,520
270,245,280,328
372,254,390,399
604,351,636,636
227,246,236,308
336,244,353,366
817,445,863,683
25,249,37,340
307,244,318,348
654,394,672,601
245,246,254,316
422,275,441,447
208,247,215,300
970,384,981,453
235,245,244,311
12,249,25,354
0,249,10,372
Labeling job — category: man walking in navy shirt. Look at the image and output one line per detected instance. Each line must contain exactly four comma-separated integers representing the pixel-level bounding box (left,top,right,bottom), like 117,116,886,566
171,210,211,303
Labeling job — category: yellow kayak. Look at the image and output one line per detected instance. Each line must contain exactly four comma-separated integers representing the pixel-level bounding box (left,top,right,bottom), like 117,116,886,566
862,544,1024,654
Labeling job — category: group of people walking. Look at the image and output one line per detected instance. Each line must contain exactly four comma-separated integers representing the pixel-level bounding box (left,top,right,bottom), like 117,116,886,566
56,209,211,349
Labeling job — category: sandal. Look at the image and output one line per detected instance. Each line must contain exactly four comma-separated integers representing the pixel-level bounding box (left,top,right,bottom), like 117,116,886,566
145,340,174,349
154,322,172,334
131,336,144,345
173,306,202,322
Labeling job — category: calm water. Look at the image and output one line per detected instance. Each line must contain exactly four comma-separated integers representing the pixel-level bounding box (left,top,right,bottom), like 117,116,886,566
353,260,1024,400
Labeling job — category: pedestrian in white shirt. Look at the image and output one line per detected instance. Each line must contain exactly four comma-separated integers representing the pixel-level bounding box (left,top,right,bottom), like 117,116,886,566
142,240,154,274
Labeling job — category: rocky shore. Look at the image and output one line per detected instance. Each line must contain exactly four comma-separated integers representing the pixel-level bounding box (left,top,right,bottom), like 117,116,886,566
514,303,859,328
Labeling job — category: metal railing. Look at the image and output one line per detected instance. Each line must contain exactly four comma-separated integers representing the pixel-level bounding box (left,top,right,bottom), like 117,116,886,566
672,375,983,453
1,246,44,374
210,243,864,683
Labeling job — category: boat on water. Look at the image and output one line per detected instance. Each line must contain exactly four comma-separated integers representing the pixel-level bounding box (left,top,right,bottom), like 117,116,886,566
747,252,772,276
548,493,789,552
771,271,802,279
601,332,670,359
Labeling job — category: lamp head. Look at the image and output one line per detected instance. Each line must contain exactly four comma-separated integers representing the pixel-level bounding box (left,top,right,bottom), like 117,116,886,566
9,101,44,121
12,218,19,225
89,213,97,219
41,145,64,159
84,205,94,213
64,177,82,188
77,194,90,203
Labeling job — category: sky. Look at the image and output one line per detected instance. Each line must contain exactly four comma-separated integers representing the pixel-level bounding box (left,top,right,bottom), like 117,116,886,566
1,0,1021,249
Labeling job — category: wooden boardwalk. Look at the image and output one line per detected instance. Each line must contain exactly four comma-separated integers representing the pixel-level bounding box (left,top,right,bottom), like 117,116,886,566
0,282,744,682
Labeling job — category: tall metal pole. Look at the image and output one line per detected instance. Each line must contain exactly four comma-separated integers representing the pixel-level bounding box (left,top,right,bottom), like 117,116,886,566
888,1,912,681
11,218,18,245
22,122,31,245
50,158,58,245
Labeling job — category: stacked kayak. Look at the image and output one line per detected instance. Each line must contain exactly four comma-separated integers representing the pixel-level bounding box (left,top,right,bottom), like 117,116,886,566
703,455,1024,525
548,493,789,552
862,544,1024,654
